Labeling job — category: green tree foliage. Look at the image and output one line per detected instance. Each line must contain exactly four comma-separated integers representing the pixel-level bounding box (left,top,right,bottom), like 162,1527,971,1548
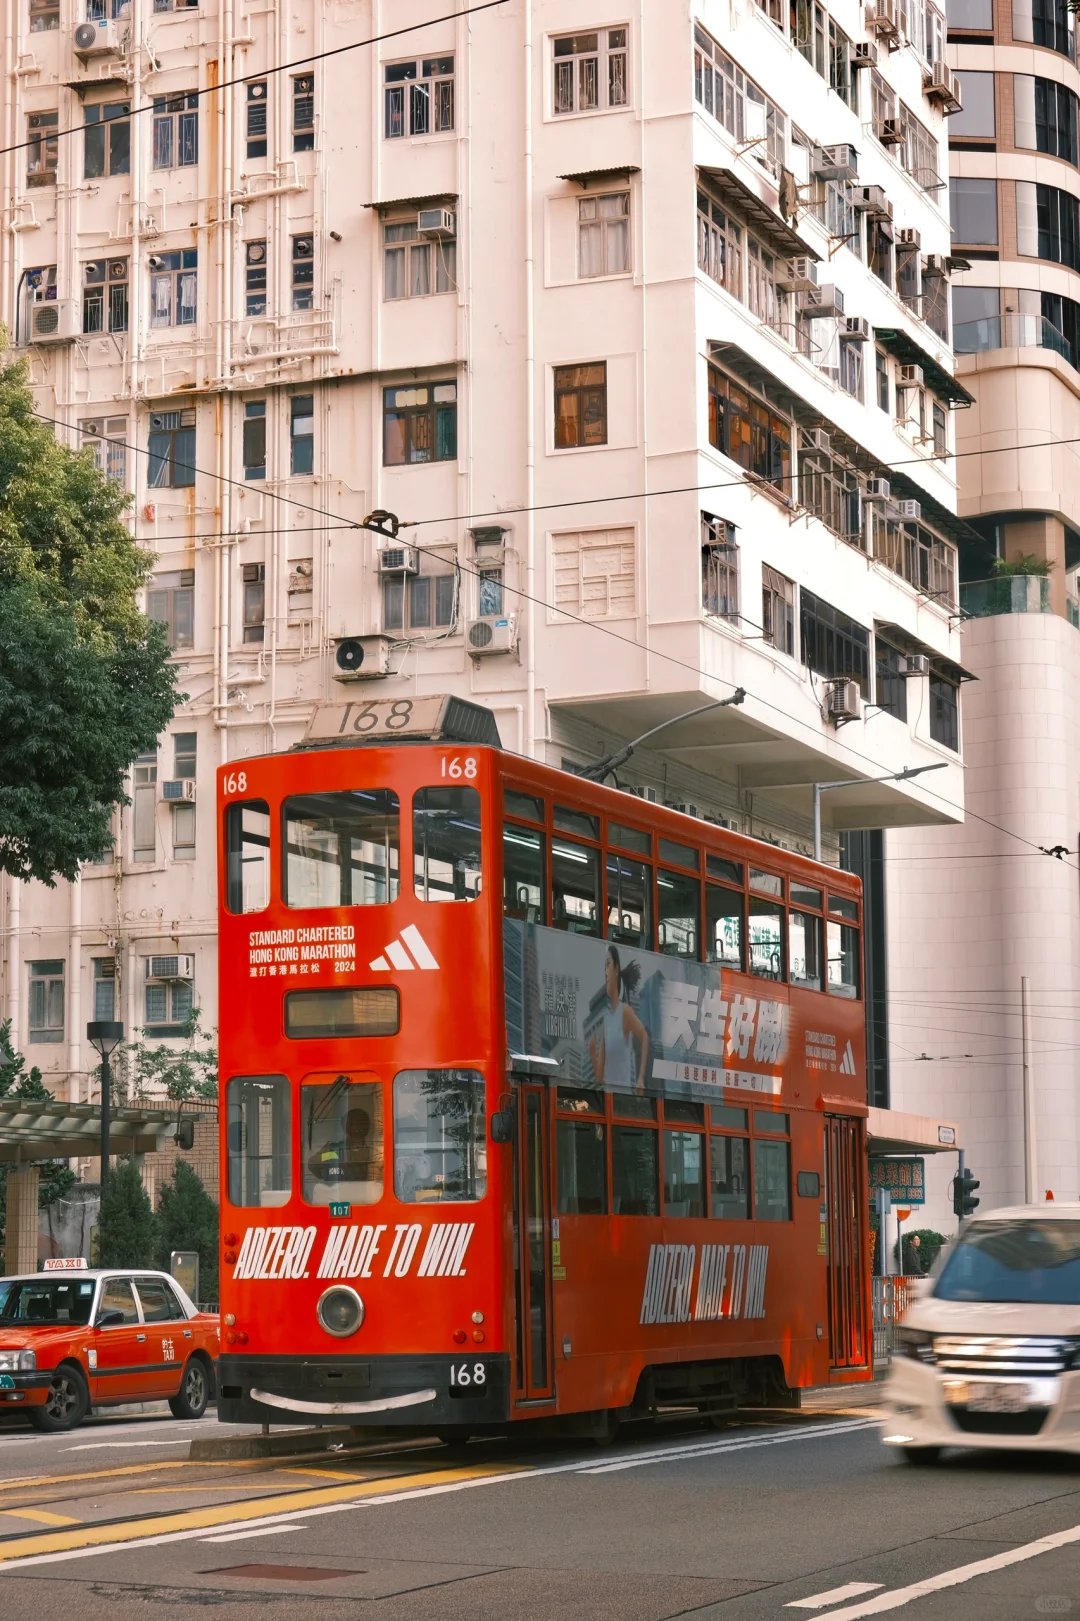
156,1161,219,1305
96,1157,157,1269
0,356,178,884
0,1021,75,1268
103,1010,217,1108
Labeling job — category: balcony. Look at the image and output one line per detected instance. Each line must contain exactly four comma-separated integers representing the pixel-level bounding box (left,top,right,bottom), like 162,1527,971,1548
954,314,1074,369
959,574,1052,617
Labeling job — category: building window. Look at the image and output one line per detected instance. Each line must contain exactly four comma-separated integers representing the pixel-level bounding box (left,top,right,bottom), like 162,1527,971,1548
828,18,854,109
701,514,739,622
932,399,948,455
86,0,129,15
383,571,456,632
28,960,64,1044
27,111,58,185
81,416,128,484
291,235,314,310
1013,0,1074,58
875,350,890,413
554,362,607,448
384,56,454,138
697,188,742,296
383,219,456,298
144,969,194,1036
838,338,862,400
951,0,992,24
951,177,998,245
82,257,128,334
952,70,996,138
479,567,504,615
152,92,199,169
929,673,959,750
707,362,792,497
84,101,131,179
923,269,949,340
292,74,315,150
132,750,157,862
897,243,921,314
800,588,870,697
870,510,957,604
747,239,791,334
243,563,265,642
288,559,314,622
870,67,896,136
173,731,197,778
290,395,314,474
869,220,894,288
553,527,635,621
799,433,864,550
898,104,940,192
150,249,198,327
148,410,196,489
694,24,784,175
29,0,59,29
552,29,628,115
1014,76,1078,164
243,400,266,480
383,381,457,465
93,959,116,1022
794,0,827,72
172,801,196,860
762,564,795,655
246,81,268,158
147,568,195,647
245,240,267,316
578,192,630,277
153,0,199,12
875,641,908,721
1017,180,1080,269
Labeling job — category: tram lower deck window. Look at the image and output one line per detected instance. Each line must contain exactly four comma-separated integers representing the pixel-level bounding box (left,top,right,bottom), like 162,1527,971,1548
227,1075,291,1208
709,1133,750,1219
393,1069,487,1202
284,790,400,908
556,1118,607,1214
663,1129,706,1217
611,1124,659,1215
302,1075,384,1206
754,1138,791,1221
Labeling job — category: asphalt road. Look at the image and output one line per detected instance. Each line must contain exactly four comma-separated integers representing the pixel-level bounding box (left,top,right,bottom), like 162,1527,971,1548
0,1398,1076,1619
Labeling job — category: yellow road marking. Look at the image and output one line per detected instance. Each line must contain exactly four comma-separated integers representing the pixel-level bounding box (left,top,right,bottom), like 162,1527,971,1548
0,1458,266,1495
0,1462,516,1564
283,1468,365,1482
0,1510,79,1527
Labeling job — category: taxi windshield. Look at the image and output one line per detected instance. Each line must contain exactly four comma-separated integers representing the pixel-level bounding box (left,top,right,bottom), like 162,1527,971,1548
0,1278,96,1326
935,1219,1080,1305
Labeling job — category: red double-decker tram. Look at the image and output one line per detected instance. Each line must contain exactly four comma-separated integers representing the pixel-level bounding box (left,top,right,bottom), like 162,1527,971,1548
216,696,871,1438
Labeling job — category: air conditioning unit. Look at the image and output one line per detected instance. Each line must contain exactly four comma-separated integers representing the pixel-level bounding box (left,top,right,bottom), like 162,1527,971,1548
877,118,904,146
161,779,196,803
333,634,393,680
896,498,922,520
146,955,195,982
377,546,419,576
865,0,900,37
922,253,949,277
899,363,925,387
850,40,878,68
924,61,962,113
802,283,844,318
841,316,870,342
417,207,456,239
805,426,832,454
854,184,892,217
826,679,862,723
811,143,859,181
467,613,518,657
900,653,930,677
778,256,818,292
897,227,921,250
29,300,78,344
73,18,123,54
864,477,891,501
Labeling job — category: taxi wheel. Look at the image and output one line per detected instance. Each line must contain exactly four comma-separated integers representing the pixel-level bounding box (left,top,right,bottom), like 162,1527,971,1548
169,1356,210,1420
30,1364,89,1433
902,1446,942,1466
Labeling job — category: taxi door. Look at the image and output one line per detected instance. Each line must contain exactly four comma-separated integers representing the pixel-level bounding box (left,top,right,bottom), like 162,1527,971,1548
133,1276,188,1398
89,1277,148,1404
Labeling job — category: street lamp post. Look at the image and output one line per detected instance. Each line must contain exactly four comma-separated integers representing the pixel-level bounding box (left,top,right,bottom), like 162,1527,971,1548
811,764,948,862
87,1020,124,1187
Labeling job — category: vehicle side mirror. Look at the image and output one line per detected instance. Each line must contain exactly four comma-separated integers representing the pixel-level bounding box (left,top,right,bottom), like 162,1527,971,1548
96,1309,125,1328
490,1108,516,1144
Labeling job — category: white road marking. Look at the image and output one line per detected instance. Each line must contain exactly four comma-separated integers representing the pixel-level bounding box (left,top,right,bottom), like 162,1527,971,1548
0,1417,878,1572
820,1523,1080,1619
202,1525,306,1544
61,1441,192,1452
786,1582,885,1609
580,1418,878,1473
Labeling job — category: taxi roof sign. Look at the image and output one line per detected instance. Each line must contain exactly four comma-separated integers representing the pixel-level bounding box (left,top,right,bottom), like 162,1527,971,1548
42,1257,88,1271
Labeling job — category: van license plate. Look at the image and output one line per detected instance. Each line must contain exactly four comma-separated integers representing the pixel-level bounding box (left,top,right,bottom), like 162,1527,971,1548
967,1383,1029,1414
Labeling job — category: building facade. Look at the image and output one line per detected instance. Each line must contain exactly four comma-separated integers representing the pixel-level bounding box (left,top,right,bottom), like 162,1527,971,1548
1,0,967,1108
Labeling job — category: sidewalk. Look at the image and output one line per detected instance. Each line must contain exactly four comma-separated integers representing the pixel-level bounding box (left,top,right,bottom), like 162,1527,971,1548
801,1375,888,1417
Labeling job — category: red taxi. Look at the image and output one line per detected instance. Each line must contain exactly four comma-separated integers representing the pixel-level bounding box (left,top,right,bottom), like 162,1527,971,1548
0,1265,220,1432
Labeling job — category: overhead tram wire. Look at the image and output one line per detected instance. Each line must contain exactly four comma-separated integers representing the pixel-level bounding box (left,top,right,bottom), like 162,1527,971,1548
0,0,511,162
30,403,1080,873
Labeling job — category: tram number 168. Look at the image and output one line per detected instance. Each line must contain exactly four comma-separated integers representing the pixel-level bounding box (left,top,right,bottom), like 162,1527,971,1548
449,1362,487,1396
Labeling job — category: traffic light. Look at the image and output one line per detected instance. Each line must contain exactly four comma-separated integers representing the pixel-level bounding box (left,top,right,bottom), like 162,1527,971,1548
952,1168,980,1218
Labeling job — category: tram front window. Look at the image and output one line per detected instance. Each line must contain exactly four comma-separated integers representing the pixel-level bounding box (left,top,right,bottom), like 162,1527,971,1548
394,1069,487,1202
284,790,400,908
302,1074,384,1206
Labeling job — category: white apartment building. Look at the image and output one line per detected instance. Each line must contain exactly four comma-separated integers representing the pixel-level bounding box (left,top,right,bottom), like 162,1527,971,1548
1,0,969,1105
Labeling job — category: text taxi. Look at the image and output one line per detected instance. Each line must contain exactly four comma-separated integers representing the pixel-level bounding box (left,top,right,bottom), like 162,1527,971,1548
0,1261,219,1432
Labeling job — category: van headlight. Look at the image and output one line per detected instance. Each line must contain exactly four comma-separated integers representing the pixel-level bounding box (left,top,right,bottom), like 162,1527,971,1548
0,1350,35,1371
316,1287,364,1339
894,1328,935,1364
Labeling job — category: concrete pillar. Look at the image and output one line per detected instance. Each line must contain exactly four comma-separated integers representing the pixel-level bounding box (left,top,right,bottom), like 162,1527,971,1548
6,1166,40,1273
67,872,82,1105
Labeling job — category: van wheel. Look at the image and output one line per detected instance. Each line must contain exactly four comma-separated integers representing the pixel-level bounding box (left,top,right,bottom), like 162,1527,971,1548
902,1445,942,1466
169,1357,209,1419
30,1365,89,1433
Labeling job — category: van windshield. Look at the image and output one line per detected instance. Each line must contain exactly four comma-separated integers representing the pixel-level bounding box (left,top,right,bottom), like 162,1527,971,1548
935,1219,1080,1305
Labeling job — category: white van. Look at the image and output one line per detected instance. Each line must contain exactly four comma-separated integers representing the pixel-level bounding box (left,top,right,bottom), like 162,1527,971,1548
882,1203,1080,1464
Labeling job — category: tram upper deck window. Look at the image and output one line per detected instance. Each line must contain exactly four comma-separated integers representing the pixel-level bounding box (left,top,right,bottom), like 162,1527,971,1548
284,790,400,908
608,821,651,856
748,895,784,980
827,919,860,998
227,1075,291,1208
302,1074,383,1206
393,1069,487,1202
789,910,823,989
658,869,700,957
504,788,545,823
606,852,651,947
225,800,270,913
552,837,600,934
706,882,743,968
503,822,545,922
413,786,481,901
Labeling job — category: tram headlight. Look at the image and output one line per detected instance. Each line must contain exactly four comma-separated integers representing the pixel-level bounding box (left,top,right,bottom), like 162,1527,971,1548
316,1286,365,1339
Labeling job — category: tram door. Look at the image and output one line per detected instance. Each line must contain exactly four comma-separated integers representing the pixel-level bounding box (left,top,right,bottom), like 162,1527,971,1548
824,1114,869,1369
513,1083,554,1400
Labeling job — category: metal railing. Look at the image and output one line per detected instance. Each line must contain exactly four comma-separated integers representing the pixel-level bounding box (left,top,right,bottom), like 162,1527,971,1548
953,314,1074,367
959,574,1052,617
872,1275,920,1364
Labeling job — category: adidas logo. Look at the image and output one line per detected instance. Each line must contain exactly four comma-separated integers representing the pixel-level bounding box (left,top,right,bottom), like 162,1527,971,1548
370,925,440,973
839,1040,857,1075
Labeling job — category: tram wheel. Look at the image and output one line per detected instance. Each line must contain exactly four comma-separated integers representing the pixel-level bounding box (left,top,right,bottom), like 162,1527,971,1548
591,1410,621,1448
435,1427,472,1448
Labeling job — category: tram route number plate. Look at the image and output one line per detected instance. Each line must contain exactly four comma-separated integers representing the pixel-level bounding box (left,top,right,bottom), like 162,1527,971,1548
449,1361,488,1398
305,697,446,743
329,1203,351,1218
